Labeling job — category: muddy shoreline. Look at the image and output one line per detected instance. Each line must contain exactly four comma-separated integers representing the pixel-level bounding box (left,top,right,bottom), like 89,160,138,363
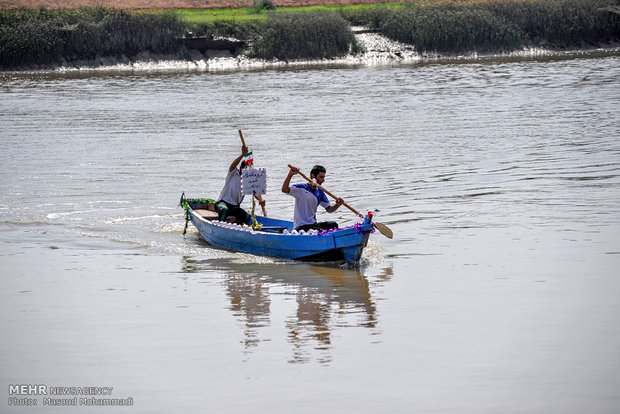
4,28,619,75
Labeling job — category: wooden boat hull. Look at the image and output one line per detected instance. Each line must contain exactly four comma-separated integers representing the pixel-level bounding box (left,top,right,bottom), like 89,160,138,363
184,198,373,264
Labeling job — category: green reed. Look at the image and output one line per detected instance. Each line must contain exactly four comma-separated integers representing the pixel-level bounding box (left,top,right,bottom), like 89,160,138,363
249,12,361,60
2,0,618,69
340,0,620,52
1,7,357,67
0,7,185,69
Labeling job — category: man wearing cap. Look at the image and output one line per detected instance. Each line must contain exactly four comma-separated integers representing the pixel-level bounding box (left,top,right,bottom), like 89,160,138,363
216,144,266,224
281,164,344,232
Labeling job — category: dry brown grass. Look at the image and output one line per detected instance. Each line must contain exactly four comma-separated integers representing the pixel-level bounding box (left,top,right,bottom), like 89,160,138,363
0,0,411,10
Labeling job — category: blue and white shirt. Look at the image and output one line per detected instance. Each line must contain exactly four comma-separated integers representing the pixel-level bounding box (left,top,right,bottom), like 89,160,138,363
218,169,244,206
287,183,330,228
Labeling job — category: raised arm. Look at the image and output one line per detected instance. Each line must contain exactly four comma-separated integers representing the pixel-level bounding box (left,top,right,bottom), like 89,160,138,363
281,165,299,194
229,145,249,172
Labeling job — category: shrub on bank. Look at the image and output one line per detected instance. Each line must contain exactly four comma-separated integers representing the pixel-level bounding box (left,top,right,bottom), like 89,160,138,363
250,0,277,14
1,0,619,69
377,6,522,52
341,0,620,52
184,12,359,60
1,7,359,68
485,0,620,47
0,7,185,69
249,12,361,60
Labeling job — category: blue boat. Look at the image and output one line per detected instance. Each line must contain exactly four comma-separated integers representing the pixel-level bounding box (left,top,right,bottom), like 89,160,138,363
181,196,375,264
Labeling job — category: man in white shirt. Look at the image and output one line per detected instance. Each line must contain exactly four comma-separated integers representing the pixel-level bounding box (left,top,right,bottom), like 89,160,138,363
281,164,344,232
216,144,266,224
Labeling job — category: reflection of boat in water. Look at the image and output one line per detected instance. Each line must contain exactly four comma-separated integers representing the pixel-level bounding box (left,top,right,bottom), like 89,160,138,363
270,263,376,319
181,197,375,264
182,257,388,364
190,258,377,319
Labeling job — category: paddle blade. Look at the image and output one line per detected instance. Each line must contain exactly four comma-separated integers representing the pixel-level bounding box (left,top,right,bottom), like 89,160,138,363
374,222,393,239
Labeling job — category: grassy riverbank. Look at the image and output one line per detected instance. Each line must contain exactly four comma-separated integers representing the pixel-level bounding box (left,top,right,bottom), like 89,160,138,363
341,0,620,52
0,7,185,68
1,0,619,69
0,6,358,68
251,12,361,60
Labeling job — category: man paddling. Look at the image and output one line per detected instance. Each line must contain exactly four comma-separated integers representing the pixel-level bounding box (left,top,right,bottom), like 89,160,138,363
216,144,266,224
282,165,344,232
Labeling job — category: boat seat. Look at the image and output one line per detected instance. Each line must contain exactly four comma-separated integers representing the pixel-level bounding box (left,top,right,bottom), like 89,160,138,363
194,209,236,223
194,209,218,220
192,202,217,212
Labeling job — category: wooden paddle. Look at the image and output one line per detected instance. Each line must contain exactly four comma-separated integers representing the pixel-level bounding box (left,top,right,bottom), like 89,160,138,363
288,164,393,239
238,130,267,217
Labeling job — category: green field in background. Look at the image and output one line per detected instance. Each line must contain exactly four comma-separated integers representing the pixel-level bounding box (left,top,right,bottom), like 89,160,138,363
170,2,412,23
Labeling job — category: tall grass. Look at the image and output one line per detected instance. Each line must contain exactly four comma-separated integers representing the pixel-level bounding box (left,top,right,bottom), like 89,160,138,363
1,0,619,68
0,7,358,67
340,0,620,52
0,7,185,68
485,0,620,47
250,12,361,60
376,6,522,51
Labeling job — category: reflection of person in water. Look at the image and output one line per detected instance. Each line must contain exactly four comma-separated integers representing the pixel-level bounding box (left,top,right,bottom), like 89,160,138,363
287,293,333,364
225,274,271,350
216,261,385,363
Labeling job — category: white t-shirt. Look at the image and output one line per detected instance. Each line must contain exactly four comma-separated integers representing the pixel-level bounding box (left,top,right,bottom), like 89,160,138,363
288,184,330,228
218,169,244,206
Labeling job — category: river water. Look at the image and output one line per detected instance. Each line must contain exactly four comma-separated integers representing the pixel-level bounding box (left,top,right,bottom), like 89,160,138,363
1,53,619,413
